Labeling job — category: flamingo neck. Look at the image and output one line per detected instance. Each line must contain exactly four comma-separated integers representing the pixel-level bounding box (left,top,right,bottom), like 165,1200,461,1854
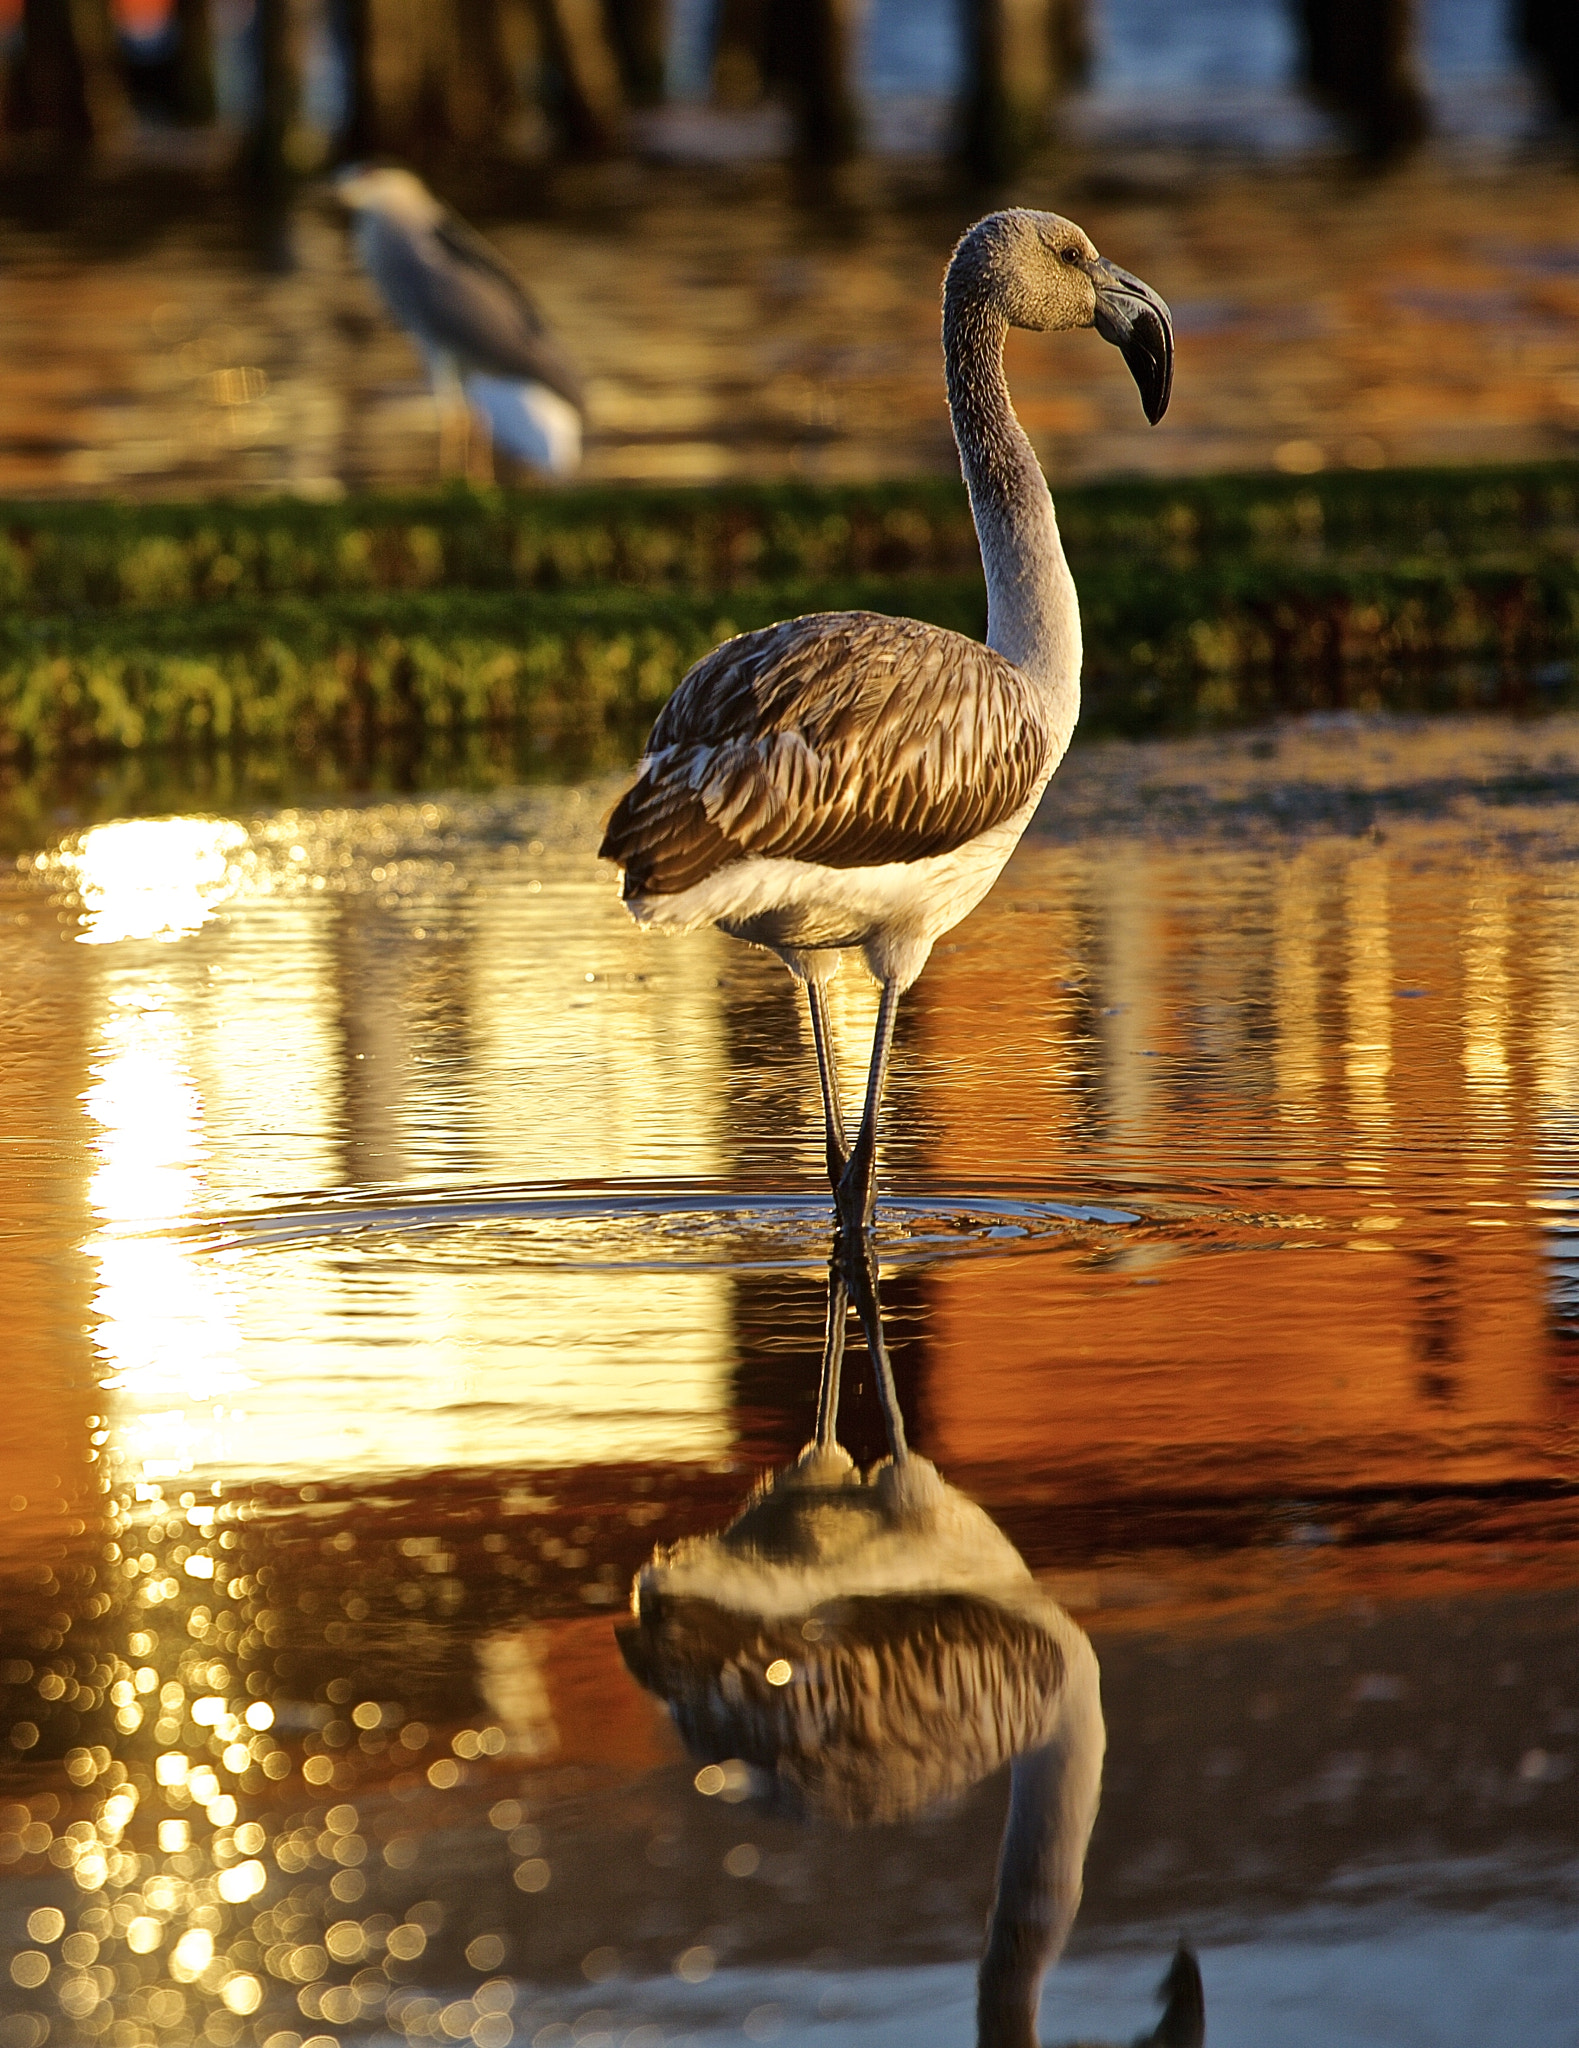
974,1638,1105,2047
943,285,1082,717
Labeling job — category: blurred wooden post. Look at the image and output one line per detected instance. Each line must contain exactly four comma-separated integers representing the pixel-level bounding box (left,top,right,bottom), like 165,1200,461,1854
3,0,138,158
710,0,764,107
173,0,214,123
705,0,858,169
18,0,94,151
246,0,299,191
339,0,374,155
448,0,519,146
68,0,132,142
1049,0,1090,91
4,0,98,154
764,0,857,166
534,0,626,152
1297,0,1427,159
340,0,439,161
604,0,666,105
1518,0,1579,124
959,0,1078,183
341,0,524,166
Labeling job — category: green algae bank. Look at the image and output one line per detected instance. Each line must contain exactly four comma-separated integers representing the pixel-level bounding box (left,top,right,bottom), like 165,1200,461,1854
1,463,1578,762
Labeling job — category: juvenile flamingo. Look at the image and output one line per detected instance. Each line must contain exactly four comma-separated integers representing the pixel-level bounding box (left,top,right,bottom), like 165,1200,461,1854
601,210,1172,1233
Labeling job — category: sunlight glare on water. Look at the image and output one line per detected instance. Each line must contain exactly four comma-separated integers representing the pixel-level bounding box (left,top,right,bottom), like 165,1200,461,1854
7,720,1579,1500
2,716,1577,2048
64,818,251,948
55,793,741,1483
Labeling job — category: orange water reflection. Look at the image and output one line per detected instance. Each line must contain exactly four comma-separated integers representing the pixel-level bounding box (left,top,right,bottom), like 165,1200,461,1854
2,716,1578,2042
0,721,1575,1507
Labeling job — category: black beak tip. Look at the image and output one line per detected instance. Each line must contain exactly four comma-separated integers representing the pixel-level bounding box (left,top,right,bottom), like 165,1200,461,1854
1091,265,1175,426
1129,309,1174,426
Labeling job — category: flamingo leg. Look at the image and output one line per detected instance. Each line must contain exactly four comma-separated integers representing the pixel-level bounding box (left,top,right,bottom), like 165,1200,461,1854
806,980,849,1190
841,1230,909,1462
813,1248,850,1452
836,980,900,1236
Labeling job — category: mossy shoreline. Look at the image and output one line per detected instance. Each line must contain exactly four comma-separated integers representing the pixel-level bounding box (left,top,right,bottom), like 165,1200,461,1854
2,463,1577,760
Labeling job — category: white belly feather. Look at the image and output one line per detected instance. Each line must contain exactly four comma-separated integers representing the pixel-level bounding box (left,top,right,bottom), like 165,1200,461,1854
624,787,1044,990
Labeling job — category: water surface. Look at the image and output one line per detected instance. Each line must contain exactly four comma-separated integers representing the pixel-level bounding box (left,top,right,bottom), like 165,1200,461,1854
4,151,1578,497
1,712,1576,2047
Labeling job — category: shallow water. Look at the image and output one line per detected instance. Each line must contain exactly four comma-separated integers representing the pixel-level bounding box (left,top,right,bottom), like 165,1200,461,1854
2,712,1577,2048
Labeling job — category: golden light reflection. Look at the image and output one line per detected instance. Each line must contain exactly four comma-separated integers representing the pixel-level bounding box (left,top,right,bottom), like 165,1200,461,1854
84,996,203,1224
1342,854,1393,1163
0,1489,343,2048
476,1628,560,1759
62,817,249,947
74,840,738,1483
1098,852,1162,1140
468,872,733,1183
822,972,883,1139
1532,889,1579,1133
1462,876,1513,1109
81,984,245,1483
0,1469,684,2048
76,836,357,1485
65,815,282,1491
1273,849,1324,1121
211,1261,733,1471
188,903,342,1206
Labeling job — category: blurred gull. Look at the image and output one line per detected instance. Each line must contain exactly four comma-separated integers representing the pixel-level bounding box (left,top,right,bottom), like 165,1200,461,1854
333,164,584,480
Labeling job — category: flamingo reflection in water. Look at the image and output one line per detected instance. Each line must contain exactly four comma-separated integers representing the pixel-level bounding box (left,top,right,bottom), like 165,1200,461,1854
619,1238,1204,2048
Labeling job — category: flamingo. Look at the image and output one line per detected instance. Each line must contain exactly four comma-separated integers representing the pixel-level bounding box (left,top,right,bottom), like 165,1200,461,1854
600,210,1171,1233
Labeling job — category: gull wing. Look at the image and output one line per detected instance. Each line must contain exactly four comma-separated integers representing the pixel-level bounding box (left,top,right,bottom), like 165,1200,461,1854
600,612,1055,898
362,212,584,410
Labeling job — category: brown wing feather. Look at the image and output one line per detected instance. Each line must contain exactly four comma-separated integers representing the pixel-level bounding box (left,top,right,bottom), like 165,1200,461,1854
599,612,1054,899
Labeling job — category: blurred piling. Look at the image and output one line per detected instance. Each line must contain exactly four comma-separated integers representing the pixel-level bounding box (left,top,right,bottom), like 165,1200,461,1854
342,0,525,166
959,0,1087,184
0,2,1568,234
114,0,211,125
1298,0,1429,159
2,0,130,163
604,0,668,108
1518,0,1579,126
171,0,212,122
707,0,1086,184
535,0,628,155
767,0,859,169
243,0,297,196
708,0,858,170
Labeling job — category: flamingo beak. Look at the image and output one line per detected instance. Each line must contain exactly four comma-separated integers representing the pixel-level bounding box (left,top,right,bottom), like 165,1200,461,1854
1085,258,1174,424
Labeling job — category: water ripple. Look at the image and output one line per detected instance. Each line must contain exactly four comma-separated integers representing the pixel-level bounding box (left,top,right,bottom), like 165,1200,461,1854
167,1176,1173,1273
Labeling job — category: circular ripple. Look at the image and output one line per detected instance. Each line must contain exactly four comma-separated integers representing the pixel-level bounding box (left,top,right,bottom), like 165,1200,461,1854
165,1176,1189,1274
